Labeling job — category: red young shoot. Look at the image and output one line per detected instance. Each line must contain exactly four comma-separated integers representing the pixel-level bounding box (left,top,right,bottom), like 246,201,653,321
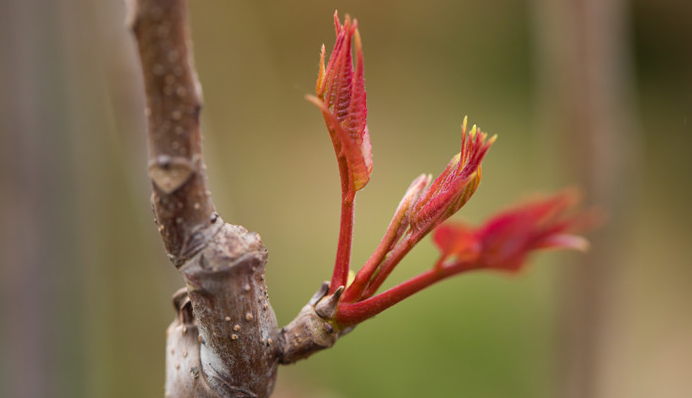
335,190,593,326
341,174,431,303
306,11,595,332
308,11,372,294
343,120,495,304
409,118,495,239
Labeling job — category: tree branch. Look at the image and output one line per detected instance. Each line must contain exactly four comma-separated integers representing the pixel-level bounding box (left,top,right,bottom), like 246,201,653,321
129,1,281,396
129,0,215,266
129,2,507,395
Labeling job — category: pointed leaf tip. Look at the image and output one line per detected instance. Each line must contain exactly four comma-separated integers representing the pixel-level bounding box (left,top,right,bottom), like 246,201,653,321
313,11,372,193
538,234,591,252
354,28,362,52
316,45,326,94
409,117,494,236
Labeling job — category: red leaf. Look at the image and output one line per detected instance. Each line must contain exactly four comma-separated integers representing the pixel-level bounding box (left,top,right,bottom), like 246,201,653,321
410,119,495,235
432,223,481,265
433,190,594,272
312,11,372,192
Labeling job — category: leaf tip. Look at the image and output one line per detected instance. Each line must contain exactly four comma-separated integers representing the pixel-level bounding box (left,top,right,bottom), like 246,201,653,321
487,134,498,146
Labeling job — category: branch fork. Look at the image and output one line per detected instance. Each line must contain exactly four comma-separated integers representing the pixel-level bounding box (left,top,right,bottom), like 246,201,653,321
278,283,352,364
130,3,595,397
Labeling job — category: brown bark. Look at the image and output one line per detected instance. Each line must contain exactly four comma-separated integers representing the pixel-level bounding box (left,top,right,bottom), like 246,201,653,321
129,0,280,396
128,0,215,266
278,284,351,364
129,1,346,396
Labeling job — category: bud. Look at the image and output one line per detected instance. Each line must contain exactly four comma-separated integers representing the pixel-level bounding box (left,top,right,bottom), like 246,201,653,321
410,117,495,237
307,11,372,193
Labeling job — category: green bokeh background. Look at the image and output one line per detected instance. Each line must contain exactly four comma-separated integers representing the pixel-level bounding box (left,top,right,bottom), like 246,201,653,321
1,0,690,397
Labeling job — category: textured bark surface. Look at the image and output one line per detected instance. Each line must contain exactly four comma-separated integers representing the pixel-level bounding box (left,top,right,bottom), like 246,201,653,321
129,0,215,267
182,223,279,397
278,284,350,364
130,0,281,396
163,224,281,398
130,1,345,396
165,288,217,397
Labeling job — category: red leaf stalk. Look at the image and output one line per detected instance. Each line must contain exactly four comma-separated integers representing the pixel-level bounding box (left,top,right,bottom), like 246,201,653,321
336,190,594,326
308,11,372,294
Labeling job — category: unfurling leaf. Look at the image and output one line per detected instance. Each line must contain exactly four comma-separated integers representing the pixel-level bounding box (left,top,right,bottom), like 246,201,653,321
433,190,594,272
308,11,372,193
410,118,495,236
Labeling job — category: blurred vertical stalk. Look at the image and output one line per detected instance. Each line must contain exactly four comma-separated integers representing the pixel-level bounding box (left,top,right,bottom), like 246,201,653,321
0,0,84,397
531,0,640,397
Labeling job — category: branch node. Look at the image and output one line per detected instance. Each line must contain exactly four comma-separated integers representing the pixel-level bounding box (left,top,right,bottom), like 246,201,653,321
315,285,343,319
148,154,195,194
308,281,330,306
278,284,353,364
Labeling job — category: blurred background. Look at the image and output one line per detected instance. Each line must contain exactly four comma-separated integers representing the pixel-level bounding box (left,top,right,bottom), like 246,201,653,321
1,0,690,397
